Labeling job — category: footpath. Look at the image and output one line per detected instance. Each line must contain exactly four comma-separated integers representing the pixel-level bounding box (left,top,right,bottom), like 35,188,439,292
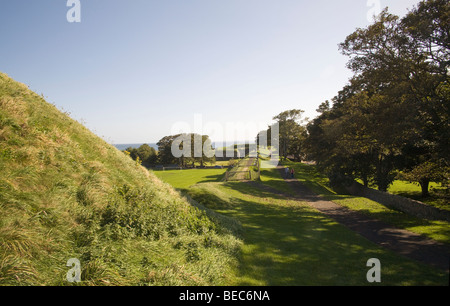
249,169,450,273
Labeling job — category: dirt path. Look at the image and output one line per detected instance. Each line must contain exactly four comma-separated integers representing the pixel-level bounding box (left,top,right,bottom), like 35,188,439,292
248,170,450,273
230,158,256,181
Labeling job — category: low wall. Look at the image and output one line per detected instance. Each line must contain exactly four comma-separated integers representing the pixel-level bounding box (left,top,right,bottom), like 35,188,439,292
345,181,450,222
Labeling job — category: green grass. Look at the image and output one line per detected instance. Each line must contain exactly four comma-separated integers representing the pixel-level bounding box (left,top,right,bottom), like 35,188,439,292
213,160,231,167
186,182,448,286
0,72,241,286
259,168,295,196
5,68,446,286
155,162,448,285
225,158,260,181
153,169,226,190
282,161,450,245
388,180,449,211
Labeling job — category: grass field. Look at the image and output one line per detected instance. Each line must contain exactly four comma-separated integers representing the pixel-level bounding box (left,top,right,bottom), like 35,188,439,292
259,168,296,195
153,169,227,190
157,164,449,286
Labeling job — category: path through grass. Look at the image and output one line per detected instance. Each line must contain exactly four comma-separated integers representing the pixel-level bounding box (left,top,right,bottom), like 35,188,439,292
158,166,449,285
188,182,448,285
281,161,450,245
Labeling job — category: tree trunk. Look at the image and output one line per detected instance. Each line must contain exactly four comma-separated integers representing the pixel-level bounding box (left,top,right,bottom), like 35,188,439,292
376,155,393,192
363,175,369,187
419,179,430,197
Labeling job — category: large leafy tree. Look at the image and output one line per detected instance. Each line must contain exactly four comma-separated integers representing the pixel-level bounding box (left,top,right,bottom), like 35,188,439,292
157,134,182,166
307,0,449,194
156,133,215,167
125,144,157,168
257,110,307,162
189,133,215,167
272,109,306,161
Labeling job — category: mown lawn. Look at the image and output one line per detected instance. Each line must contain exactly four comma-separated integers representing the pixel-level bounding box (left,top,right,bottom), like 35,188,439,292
259,168,296,195
188,182,448,285
153,168,227,190
157,165,449,286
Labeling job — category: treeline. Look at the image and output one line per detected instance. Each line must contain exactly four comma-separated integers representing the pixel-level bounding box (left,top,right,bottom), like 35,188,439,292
216,144,255,161
124,135,253,168
124,133,217,168
306,0,449,196
157,133,215,167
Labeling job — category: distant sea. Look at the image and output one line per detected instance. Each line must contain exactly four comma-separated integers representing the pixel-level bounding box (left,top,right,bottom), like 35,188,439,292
113,141,254,151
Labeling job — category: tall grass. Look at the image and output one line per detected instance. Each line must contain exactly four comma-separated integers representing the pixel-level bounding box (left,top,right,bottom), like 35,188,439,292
0,72,241,286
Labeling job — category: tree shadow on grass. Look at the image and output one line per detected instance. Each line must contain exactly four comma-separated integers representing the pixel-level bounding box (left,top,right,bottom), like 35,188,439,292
197,173,226,184
212,189,448,286
213,181,447,284
350,207,450,245
228,179,353,204
182,179,449,285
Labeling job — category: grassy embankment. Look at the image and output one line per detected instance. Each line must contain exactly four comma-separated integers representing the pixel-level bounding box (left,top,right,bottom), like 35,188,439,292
155,165,449,286
0,72,242,286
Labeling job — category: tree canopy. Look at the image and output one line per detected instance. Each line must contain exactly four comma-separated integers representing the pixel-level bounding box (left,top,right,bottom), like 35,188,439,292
257,109,307,162
305,0,449,195
124,144,157,168
156,133,215,167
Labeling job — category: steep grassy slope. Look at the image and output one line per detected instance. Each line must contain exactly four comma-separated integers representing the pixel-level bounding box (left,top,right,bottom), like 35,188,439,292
0,72,241,285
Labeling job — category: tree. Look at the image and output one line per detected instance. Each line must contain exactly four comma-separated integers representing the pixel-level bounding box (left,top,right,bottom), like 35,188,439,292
124,144,158,168
157,134,182,166
124,147,139,161
305,86,378,188
192,134,215,167
157,133,215,168
333,1,449,192
400,161,447,197
401,0,450,170
140,144,157,167
271,109,306,161
316,100,330,114
286,124,308,162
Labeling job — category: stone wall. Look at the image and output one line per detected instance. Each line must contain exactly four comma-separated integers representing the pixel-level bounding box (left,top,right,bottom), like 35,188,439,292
345,181,450,222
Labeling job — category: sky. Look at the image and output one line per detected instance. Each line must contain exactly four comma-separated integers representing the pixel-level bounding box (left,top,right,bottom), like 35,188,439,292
0,0,424,144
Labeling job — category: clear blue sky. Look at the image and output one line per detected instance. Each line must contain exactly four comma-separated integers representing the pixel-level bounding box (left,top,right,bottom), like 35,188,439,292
0,0,423,144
